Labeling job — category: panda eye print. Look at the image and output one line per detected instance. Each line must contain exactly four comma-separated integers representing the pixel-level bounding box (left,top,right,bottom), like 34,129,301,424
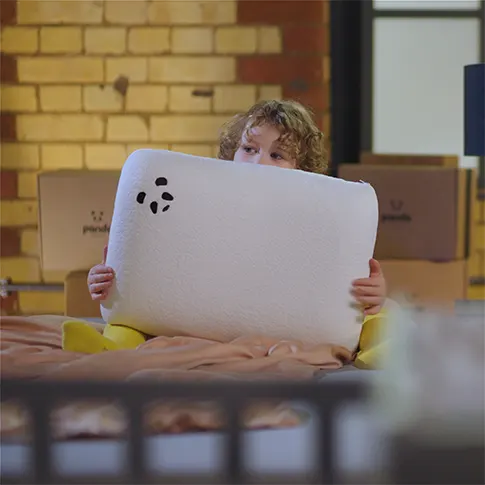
136,178,174,214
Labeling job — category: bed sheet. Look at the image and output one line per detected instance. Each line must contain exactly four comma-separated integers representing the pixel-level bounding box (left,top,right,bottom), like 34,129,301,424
1,369,387,480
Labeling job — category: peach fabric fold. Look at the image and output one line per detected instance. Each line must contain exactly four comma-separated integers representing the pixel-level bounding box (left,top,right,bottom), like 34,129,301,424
0,315,352,439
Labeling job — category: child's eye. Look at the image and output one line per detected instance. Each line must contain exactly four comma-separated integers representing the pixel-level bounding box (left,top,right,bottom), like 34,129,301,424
271,152,283,161
243,145,257,155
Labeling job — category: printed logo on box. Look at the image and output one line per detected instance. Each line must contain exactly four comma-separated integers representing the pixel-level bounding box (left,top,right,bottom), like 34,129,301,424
82,210,110,235
381,199,412,223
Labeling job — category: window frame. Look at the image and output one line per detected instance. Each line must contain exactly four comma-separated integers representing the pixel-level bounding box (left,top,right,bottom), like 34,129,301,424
359,1,485,186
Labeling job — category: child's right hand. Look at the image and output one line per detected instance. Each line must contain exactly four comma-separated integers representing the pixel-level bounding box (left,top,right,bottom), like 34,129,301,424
87,245,114,301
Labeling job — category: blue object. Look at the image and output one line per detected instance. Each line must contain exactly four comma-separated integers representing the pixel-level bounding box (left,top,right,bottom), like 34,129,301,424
464,63,485,157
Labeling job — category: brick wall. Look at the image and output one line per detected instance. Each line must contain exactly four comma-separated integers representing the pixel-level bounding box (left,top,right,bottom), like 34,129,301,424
0,0,331,315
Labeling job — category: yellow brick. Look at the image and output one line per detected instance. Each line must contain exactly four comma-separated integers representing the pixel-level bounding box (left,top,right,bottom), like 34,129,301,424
126,85,168,112
43,270,70,284
213,86,256,113
106,58,148,83
0,27,38,54
475,224,485,251
149,1,236,25
470,201,477,224
128,28,170,54
18,172,38,199
0,200,38,226
1,86,37,112
21,229,39,256
476,199,485,223
168,86,211,113
106,0,148,25
150,57,235,83
85,27,126,54
468,251,485,277
150,116,227,143
258,27,282,54
83,85,123,112
127,144,169,155
40,27,82,54
85,144,127,170
19,292,65,314
17,0,102,24
18,58,103,84
467,251,482,276
215,27,257,54
0,258,40,282
107,116,148,142
1,144,40,170
17,115,104,142
258,85,283,101
40,86,82,112
171,144,212,158
467,285,485,300
41,144,83,170
172,27,213,54
211,144,220,158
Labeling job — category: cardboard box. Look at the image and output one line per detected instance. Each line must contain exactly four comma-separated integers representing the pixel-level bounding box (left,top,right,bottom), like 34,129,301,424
360,152,458,168
65,270,102,318
380,260,468,311
38,170,120,272
338,165,476,260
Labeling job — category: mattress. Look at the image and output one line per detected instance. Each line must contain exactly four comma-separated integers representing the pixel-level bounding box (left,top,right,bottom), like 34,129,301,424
1,369,388,481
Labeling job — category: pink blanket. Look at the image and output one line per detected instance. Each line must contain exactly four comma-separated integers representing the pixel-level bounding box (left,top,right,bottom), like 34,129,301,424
1,315,352,439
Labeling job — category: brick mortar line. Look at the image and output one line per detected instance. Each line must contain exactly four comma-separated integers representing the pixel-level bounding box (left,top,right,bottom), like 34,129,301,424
9,109,331,115
1,82,299,87
34,83,40,114
11,22,326,27
10,53,327,57
3,142,222,146
14,113,331,118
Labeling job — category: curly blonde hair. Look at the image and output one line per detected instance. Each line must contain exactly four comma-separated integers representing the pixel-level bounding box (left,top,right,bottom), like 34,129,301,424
217,99,328,174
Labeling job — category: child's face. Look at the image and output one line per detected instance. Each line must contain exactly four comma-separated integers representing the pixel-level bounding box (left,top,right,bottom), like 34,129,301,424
233,124,297,170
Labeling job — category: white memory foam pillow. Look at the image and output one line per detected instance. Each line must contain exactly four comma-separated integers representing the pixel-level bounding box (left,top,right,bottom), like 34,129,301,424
101,149,378,350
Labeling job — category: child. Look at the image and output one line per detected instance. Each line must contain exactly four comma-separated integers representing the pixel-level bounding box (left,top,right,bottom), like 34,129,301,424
66,100,387,364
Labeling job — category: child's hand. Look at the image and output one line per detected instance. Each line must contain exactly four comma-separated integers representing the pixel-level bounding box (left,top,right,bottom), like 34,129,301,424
351,258,386,316
87,245,115,301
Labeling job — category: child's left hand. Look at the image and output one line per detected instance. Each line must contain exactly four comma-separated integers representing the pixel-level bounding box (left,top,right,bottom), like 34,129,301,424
351,258,386,316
